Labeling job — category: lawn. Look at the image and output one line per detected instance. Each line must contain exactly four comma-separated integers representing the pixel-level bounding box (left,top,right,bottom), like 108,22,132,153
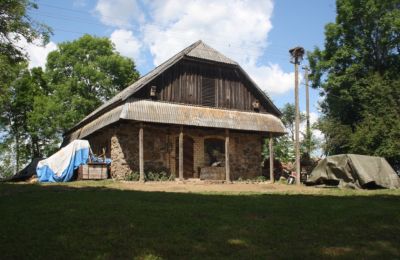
0,182,399,259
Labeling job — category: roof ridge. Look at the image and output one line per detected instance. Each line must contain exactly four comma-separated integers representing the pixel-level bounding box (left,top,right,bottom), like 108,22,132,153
185,41,237,65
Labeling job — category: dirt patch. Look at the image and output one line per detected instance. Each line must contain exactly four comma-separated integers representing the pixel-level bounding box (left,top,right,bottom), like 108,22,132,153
107,181,326,194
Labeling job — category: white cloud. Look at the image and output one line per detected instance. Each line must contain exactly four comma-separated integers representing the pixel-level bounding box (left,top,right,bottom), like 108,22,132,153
110,29,142,63
245,63,295,95
309,112,324,140
94,0,297,95
142,0,296,95
15,37,57,69
94,0,144,28
143,0,272,65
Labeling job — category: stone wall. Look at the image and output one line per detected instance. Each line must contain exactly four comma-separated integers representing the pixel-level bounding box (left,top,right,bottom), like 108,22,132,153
87,123,264,180
110,123,139,179
229,132,263,179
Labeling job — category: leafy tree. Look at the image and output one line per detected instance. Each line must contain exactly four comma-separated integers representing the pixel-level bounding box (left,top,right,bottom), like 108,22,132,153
0,0,51,175
263,103,317,165
280,103,306,142
263,135,295,164
308,0,400,168
0,65,50,172
281,103,296,142
0,136,16,179
0,34,140,174
0,0,51,62
45,34,140,132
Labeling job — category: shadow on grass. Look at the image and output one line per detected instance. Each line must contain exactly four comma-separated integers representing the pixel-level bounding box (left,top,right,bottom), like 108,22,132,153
0,183,399,259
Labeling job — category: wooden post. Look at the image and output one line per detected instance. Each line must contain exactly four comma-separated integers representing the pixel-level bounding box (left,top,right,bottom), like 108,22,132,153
139,123,144,182
269,133,274,183
179,126,184,181
303,66,311,155
225,129,230,183
294,61,301,186
289,47,304,186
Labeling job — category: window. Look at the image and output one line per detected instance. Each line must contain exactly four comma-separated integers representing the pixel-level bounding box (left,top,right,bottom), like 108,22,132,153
202,77,215,106
204,138,225,166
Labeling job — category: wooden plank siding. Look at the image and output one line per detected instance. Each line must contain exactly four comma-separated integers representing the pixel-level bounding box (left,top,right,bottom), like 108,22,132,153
135,59,270,113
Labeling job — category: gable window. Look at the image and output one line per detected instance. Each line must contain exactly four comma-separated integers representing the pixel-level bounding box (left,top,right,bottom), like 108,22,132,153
202,77,215,106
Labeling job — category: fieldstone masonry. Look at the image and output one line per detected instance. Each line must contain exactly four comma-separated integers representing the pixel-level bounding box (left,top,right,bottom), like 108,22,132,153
86,123,263,180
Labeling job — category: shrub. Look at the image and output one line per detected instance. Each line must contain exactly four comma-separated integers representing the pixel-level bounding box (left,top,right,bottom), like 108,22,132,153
144,166,173,181
235,176,267,183
125,171,140,181
254,176,267,182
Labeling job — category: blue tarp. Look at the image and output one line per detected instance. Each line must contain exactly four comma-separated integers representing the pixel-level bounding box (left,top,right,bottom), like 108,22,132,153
37,140,90,182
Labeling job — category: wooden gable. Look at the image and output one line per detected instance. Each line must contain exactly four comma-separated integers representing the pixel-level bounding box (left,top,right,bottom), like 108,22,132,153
134,59,274,113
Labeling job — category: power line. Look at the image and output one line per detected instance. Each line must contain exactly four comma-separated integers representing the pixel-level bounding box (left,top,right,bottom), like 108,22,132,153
33,3,295,53
50,27,290,61
42,25,289,61
38,2,98,16
32,12,107,27
31,4,294,63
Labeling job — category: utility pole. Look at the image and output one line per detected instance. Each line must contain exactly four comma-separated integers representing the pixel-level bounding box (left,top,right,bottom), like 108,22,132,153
302,66,311,156
289,46,305,186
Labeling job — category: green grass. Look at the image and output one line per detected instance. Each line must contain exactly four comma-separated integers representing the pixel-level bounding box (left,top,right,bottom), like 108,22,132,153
1,182,399,259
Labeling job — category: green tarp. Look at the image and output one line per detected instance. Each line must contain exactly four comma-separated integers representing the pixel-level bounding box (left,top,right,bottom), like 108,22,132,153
307,154,400,189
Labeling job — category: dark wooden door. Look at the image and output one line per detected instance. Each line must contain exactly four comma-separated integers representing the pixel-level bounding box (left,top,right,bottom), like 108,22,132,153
175,136,194,178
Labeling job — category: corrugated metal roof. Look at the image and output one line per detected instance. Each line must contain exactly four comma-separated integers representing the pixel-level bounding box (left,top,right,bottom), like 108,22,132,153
66,40,281,135
79,105,123,138
121,100,285,133
66,100,285,141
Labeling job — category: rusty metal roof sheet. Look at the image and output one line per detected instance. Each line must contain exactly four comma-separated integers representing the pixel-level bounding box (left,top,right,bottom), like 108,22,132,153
66,40,281,135
121,100,285,133
78,105,123,138
66,100,285,141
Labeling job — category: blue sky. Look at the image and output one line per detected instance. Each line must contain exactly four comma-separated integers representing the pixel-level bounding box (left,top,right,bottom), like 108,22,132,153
26,0,336,121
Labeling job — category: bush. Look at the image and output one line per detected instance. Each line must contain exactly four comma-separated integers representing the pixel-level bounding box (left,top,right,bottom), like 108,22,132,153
146,170,170,181
254,176,267,182
125,171,140,181
124,167,174,182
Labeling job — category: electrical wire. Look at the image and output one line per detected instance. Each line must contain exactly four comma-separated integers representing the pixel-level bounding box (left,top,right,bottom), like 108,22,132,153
32,3,298,53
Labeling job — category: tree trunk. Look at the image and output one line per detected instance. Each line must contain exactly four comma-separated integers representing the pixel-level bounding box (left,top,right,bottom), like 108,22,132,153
15,134,20,174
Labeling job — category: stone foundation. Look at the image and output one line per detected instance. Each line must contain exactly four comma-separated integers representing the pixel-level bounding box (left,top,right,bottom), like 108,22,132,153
86,122,264,180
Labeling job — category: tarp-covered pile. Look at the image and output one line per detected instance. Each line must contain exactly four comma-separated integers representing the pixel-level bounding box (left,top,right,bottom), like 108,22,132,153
37,140,90,182
307,154,400,189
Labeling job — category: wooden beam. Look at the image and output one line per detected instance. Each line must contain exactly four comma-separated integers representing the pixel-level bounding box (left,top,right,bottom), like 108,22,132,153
225,129,230,183
269,133,274,183
179,126,184,181
139,123,144,182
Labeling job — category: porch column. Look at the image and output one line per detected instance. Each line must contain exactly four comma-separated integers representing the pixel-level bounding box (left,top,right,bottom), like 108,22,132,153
269,133,274,183
225,129,230,183
178,126,184,181
139,123,144,182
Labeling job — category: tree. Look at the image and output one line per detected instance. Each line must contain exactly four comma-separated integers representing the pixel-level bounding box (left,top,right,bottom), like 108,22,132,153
263,135,295,164
308,0,400,168
0,0,51,176
280,103,305,142
0,65,50,172
44,34,140,132
0,0,51,62
0,34,140,174
263,103,313,165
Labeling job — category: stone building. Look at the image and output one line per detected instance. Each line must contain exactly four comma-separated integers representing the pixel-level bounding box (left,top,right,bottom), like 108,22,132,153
63,41,285,181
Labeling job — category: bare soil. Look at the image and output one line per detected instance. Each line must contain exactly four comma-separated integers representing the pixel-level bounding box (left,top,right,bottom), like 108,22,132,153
91,180,398,196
